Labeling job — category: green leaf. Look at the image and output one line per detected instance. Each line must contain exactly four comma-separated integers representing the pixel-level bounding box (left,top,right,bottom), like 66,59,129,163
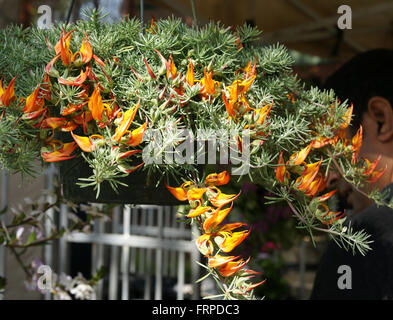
25,230,36,246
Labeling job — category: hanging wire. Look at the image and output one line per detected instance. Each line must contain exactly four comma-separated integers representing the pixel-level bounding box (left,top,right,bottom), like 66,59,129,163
66,0,76,24
190,0,198,27
140,0,144,28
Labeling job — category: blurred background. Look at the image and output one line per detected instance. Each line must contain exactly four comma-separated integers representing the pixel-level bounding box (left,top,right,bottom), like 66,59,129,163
1,0,393,300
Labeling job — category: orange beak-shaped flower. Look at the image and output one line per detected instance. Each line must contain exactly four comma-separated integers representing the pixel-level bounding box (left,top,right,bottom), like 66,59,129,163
165,182,188,201
186,60,195,87
23,86,44,113
361,155,386,183
205,171,230,186
208,187,241,207
351,125,363,155
113,100,140,142
217,228,251,253
296,159,322,193
126,120,148,146
55,30,73,67
196,233,214,256
196,222,247,256
186,188,207,201
339,104,353,129
289,142,313,165
88,86,105,121
79,33,93,64
41,117,68,129
255,103,273,127
71,132,95,152
42,142,77,162
166,54,177,80
223,91,235,118
187,205,212,218
276,151,288,184
0,76,16,107
200,68,218,97
203,204,233,232
303,174,327,197
312,136,334,149
216,256,250,277
208,254,241,268
318,189,337,202
318,204,346,226
244,57,257,79
58,66,90,86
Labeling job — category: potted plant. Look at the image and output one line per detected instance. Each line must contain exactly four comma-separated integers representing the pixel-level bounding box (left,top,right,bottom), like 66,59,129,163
0,11,389,299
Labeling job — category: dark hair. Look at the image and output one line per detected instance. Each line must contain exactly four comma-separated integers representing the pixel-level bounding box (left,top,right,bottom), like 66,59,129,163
324,49,393,132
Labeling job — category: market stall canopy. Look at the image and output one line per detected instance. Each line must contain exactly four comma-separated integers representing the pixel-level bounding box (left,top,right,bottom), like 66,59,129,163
147,0,393,61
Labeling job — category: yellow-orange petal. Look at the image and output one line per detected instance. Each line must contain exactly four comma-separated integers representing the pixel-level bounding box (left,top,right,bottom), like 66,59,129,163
203,204,233,232
71,132,95,152
187,205,212,218
126,120,147,146
276,151,286,183
113,100,140,142
218,229,250,253
205,171,230,186
290,142,313,165
208,254,240,268
165,182,187,201
187,188,207,201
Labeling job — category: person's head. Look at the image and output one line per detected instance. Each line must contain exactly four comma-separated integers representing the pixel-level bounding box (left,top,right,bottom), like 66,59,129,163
324,49,393,214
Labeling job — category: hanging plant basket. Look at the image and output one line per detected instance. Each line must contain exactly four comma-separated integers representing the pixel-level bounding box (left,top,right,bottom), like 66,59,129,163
59,157,183,205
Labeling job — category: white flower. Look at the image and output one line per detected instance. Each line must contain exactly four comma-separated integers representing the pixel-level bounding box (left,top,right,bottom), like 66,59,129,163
70,283,96,300
53,287,72,300
59,273,74,291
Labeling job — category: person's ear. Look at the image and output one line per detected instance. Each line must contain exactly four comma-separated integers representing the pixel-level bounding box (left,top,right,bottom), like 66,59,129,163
367,96,393,142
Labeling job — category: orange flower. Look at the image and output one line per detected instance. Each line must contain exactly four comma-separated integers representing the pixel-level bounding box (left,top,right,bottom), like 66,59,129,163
42,142,77,162
205,171,230,186
203,204,233,232
196,233,214,256
165,183,188,201
0,76,16,107
185,188,207,201
125,120,148,146
113,100,140,142
23,86,44,113
318,189,337,202
254,103,273,127
166,54,177,80
312,136,334,149
208,254,241,268
289,142,313,165
361,155,386,183
208,187,241,207
78,33,93,64
187,204,212,218
55,30,73,66
200,68,219,97
217,257,250,277
351,125,363,154
217,227,251,253
71,132,95,152
296,159,322,194
58,66,90,86
276,151,287,183
186,60,195,86
87,86,104,121
196,222,247,256
339,104,353,129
